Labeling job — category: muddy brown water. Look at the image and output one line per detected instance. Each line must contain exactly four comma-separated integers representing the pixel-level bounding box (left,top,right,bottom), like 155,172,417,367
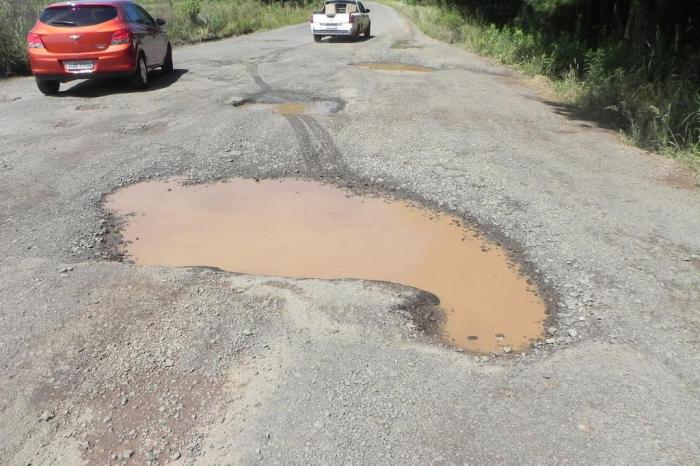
106,178,545,353
237,101,338,115
356,63,434,72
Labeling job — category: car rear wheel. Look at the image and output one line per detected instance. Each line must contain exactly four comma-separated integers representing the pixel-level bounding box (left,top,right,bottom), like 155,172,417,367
162,44,173,74
130,54,149,90
314,35,323,42
36,78,60,96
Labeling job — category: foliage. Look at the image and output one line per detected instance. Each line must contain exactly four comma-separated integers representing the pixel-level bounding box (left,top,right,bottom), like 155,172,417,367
0,0,42,75
390,0,700,164
180,0,204,24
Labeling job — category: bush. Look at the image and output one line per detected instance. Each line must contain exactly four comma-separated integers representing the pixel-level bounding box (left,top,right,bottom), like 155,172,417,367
0,0,40,76
180,0,203,25
389,0,700,164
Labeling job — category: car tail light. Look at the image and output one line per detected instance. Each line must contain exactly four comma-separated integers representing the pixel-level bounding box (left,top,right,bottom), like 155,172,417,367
27,32,44,49
110,29,131,45
349,14,355,23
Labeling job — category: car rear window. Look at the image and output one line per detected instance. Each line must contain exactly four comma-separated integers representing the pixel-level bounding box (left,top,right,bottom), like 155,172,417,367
39,6,118,27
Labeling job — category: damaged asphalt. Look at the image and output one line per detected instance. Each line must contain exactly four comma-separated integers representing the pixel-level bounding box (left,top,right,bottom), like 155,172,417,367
0,2,699,464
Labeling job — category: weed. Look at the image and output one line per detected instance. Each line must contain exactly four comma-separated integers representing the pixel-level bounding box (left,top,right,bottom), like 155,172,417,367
386,0,700,167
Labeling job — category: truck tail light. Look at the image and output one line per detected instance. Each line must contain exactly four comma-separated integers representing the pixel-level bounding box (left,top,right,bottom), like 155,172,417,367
27,32,44,49
110,29,132,45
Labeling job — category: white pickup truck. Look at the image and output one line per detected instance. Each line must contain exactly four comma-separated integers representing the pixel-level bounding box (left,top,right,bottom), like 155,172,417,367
310,0,371,42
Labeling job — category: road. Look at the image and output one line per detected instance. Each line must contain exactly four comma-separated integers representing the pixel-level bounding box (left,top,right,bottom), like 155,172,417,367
1,3,699,464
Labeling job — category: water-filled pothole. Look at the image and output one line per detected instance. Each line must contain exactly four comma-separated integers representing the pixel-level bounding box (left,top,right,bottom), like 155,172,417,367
239,101,338,115
231,97,343,115
355,63,434,72
106,178,545,353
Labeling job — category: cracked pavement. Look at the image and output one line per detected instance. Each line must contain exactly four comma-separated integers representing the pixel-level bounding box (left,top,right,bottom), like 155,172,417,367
0,3,699,464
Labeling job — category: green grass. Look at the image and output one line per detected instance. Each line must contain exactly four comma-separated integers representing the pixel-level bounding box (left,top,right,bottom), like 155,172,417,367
0,0,313,77
385,0,700,171
140,0,314,44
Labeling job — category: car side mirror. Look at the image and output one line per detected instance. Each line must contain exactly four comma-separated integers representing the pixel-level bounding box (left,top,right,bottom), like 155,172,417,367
156,18,166,26
365,8,370,12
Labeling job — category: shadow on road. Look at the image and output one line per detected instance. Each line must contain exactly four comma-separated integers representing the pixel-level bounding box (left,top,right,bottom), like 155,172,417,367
57,69,188,98
324,35,374,43
524,94,621,133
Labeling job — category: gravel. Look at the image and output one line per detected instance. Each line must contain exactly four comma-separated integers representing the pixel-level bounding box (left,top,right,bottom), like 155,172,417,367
0,2,698,465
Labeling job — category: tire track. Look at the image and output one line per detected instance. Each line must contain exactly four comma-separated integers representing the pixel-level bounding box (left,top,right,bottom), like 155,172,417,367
246,62,271,93
284,114,345,174
283,114,321,171
245,60,346,174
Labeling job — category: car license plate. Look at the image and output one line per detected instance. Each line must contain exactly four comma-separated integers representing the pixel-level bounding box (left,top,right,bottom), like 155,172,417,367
323,24,338,28
64,60,94,72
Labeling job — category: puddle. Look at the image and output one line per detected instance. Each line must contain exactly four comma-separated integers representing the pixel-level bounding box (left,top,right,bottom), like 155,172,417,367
106,178,545,353
355,63,433,72
237,101,338,115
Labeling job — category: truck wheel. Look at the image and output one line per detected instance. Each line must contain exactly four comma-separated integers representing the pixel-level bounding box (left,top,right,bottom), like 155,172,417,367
130,54,149,90
314,35,323,42
36,78,60,95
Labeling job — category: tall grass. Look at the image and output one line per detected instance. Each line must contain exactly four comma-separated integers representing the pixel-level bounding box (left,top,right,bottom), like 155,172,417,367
389,0,700,168
139,0,313,44
0,0,39,75
0,0,313,77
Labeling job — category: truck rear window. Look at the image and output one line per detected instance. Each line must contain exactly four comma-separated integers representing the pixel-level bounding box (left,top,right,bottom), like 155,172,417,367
39,6,118,27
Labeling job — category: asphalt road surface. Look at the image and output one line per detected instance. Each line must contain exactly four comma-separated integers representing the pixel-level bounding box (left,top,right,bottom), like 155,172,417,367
1,3,699,465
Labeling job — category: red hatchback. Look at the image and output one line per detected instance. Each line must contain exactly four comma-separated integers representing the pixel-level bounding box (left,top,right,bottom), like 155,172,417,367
27,0,172,95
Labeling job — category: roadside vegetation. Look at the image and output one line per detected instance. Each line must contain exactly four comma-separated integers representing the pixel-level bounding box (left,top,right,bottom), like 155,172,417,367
0,0,313,77
388,0,700,168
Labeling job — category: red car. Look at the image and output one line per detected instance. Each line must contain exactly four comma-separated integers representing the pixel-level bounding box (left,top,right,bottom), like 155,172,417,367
27,0,172,95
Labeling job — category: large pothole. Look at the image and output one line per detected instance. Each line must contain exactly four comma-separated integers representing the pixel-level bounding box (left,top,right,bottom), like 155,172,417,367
105,178,545,353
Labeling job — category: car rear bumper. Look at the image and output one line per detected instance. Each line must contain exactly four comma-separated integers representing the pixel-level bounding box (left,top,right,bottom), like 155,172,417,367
29,44,136,81
311,24,357,36
314,30,354,35
33,70,135,82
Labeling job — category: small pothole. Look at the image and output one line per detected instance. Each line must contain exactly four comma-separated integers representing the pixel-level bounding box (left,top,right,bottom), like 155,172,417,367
390,40,423,49
106,178,546,353
355,62,434,72
237,101,340,115
230,96,344,115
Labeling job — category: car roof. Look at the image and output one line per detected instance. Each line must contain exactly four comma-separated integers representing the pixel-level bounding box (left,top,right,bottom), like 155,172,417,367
46,0,131,7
